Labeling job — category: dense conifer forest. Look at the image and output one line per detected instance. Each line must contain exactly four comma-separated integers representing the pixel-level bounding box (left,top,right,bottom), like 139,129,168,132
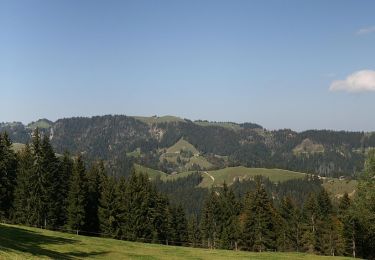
1,129,374,258
1,115,374,177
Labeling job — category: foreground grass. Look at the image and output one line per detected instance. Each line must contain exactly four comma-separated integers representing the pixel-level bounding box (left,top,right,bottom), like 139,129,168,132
0,224,352,260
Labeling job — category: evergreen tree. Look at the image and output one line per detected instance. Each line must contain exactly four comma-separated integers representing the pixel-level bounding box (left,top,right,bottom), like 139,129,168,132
67,155,88,234
121,170,155,241
277,196,296,251
187,215,201,247
28,129,47,227
219,183,240,250
85,161,106,233
169,204,188,245
98,174,121,238
13,144,33,225
200,189,220,248
242,182,276,252
58,152,74,227
301,192,319,253
349,150,375,259
0,132,18,220
40,134,61,228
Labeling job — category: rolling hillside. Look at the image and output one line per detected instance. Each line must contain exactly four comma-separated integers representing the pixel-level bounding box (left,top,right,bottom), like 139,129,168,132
0,224,352,260
1,114,374,177
199,166,306,187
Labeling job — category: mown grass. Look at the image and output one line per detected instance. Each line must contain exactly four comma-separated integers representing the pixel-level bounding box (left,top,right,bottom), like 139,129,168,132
0,224,352,260
322,179,357,200
11,143,26,153
133,115,185,125
166,138,199,155
199,166,306,187
194,121,243,131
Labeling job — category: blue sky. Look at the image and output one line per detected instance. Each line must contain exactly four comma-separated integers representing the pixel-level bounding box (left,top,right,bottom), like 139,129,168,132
1,0,375,131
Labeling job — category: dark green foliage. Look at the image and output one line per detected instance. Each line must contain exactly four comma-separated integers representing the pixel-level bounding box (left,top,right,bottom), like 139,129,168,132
277,197,298,251
187,215,201,247
348,149,375,259
67,155,88,233
85,161,106,233
13,144,34,225
242,182,276,252
154,172,207,217
98,175,122,238
2,131,375,258
0,132,17,220
169,205,188,245
2,116,370,178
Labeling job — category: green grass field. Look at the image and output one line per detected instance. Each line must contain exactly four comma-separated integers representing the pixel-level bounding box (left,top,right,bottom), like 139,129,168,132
166,138,199,155
199,166,306,187
322,179,357,200
11,142,26,153
133,115,185,125
194,121,243,131
0,224,352,260
135,164,307,188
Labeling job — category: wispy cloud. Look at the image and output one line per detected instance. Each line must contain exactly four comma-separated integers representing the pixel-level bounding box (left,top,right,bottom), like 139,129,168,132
329,70,375,92
357,26,375,35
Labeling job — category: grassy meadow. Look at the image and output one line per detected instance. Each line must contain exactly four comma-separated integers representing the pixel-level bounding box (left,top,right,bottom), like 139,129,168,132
0,224,353,260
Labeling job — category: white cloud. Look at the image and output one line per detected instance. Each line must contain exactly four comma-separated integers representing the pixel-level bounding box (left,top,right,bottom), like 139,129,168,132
357,26,375,35
329,70,375,92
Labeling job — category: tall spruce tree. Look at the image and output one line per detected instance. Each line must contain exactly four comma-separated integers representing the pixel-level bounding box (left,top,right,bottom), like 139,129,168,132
40,134,61,228
13,144,33,225
0,132,18,220
350,150,375,259
277,196,297,251
302,192,319,253
187,215,201,247
242,181,276,252
58,152,74,227
200,189,220,248
85,161,106,233
67,155,88,234
121,170,155,241
98,174,121,238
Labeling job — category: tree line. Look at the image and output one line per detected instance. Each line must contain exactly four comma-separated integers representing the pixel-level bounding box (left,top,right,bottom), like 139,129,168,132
1,130,374,258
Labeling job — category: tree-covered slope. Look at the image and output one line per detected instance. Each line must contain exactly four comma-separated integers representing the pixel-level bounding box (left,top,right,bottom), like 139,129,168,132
2,114,374,177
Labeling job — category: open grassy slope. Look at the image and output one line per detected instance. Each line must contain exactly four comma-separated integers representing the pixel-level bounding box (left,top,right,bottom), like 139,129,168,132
194,121,243,131
135,164,306,187
133,115,186,125
0,224,352,260
165,138,199,155
322,179,357,200
11,142,26,153
199,166,306,187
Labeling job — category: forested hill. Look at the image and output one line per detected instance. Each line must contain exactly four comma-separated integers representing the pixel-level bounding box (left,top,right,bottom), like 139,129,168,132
1,115,374,177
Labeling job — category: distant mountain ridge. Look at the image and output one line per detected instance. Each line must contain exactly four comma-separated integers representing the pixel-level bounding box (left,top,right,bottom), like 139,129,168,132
1,114,374,177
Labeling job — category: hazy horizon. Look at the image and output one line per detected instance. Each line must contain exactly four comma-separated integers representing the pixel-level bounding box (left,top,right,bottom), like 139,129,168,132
1,0,375,131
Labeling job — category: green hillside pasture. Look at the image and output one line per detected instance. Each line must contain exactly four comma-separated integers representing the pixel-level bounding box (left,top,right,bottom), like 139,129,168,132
166,138,199,155
199,166,306,188
134,164,196,182
134,163,168,179
187,155,213,169
322,179,358,200
11,143,25,153
194,121,243,131
133,115,185,125
0,224,352,260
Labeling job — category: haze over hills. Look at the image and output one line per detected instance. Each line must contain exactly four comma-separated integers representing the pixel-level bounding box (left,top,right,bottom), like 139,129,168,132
1,114,374,178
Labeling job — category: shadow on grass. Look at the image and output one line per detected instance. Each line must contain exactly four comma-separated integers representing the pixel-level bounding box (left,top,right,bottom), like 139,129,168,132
0,224,108,259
